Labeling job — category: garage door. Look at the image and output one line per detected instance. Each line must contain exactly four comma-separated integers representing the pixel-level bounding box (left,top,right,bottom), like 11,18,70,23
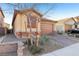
41,23,53,34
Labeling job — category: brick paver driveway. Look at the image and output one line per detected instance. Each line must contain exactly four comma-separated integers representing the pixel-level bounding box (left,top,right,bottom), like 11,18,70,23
48,34,79,47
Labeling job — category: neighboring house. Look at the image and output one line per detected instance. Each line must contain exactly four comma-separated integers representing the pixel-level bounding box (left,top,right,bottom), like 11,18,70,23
12,9,56,38
3,23,10,34
0,8,6,35
0,8,4,27
54,18,75,33
73,16,79,28
3,23,10,29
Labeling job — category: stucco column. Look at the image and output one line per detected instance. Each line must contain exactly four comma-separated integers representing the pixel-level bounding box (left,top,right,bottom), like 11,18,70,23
17,41,25,56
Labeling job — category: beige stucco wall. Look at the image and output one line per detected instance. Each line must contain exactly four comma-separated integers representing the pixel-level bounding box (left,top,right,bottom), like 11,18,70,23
65,24,72,31
21,14,27,32
13,11,41,34
0,11,4,27
14,13,22,33
14,13,30,33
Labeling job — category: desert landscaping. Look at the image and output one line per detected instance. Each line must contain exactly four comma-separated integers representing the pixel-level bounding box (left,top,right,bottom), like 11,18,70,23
0,3,79,56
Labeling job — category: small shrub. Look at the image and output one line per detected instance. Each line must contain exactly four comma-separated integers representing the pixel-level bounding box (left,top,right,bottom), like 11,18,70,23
40,35,49,45
29,45,42,54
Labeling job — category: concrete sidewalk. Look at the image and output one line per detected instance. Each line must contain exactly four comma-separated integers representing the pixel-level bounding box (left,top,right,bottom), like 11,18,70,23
42,43,79,56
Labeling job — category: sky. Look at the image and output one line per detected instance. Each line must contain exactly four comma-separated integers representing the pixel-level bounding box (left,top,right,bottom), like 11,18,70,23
0,3,79,27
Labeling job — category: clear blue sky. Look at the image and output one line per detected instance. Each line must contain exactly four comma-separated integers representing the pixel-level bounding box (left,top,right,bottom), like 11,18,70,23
0,3,79,26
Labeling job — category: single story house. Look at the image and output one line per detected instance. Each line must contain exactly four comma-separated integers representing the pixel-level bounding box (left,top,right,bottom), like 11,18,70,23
12,9,56,38
54,17,75,33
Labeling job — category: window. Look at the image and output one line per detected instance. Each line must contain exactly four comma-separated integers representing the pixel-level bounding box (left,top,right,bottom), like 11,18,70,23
27,14,37,28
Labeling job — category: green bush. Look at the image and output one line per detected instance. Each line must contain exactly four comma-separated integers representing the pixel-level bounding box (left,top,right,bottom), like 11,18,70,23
29,45,42,54
40,35,49,45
